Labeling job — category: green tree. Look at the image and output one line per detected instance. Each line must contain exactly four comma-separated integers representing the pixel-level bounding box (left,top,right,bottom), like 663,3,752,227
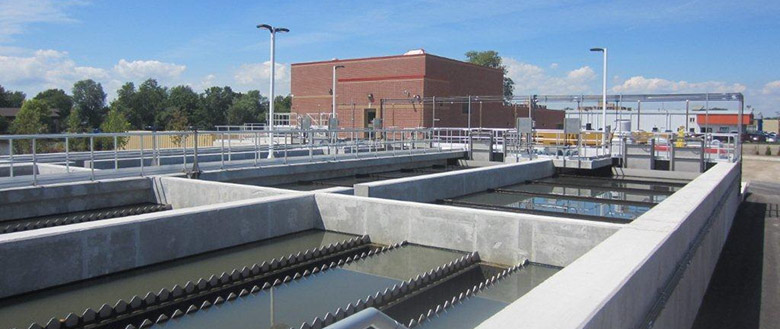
465,50,515,101
0,85,26,107
137,79,168,129
10,99,50,153
0,116,8,134
98,108,132,150
166,107,191,146
227,90,264,125
66,107,88,151
72,79,107,128
34,89,73,132
111,82,142,128
274,95,292,113
194,86,235,129
34,89,73,118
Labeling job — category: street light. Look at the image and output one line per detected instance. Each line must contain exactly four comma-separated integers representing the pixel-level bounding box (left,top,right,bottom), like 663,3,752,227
257,24,289,159
590,47,608,153
332,65,345,119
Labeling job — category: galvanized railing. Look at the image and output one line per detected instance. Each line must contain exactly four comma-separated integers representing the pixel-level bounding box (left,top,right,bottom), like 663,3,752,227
0,127,442,186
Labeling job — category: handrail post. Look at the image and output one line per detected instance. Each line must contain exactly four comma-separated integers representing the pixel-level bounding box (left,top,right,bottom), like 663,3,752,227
32,138,37,186
254,131,259,167
114,135,118,171
90,136,95,181
220,132,225,169
64,137,69,173
9,139,14,177
140,134,145,176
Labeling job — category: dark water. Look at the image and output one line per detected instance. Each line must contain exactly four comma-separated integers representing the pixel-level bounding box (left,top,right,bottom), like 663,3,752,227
501,183,669,204
0,230,354,329
416,264,560,329
455,191,651,221
154,245,465,329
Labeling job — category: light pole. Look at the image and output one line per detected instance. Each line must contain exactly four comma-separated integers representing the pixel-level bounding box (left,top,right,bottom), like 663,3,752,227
590,47,608,154
332,65,345,119
257,24,289,159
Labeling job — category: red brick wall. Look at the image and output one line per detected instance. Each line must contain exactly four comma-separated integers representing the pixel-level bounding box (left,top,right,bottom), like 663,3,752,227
290,53,563,130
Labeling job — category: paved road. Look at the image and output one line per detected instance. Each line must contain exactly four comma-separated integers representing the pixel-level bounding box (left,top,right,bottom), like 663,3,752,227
692,181,780,329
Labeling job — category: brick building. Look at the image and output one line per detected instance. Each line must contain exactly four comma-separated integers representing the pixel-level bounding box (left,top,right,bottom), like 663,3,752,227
290,51,563,130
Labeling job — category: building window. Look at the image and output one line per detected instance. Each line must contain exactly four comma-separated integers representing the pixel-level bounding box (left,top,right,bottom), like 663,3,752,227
719,127,730,133
689,118,695,122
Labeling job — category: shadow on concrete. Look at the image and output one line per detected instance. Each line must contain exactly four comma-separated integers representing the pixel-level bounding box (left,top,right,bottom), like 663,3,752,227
693,183,780,329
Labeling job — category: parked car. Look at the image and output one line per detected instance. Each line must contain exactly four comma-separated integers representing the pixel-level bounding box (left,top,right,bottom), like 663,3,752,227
748,133,765,143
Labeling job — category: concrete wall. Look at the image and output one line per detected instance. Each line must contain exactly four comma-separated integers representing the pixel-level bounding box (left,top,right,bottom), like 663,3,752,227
152,176,296,209
353,159,554,203
0,193,319,298
477,161,741,329
199,151,465,186
314,193,620,266
0,178,156,222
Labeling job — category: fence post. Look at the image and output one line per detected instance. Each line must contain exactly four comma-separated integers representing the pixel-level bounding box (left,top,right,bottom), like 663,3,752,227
670,139,676,171
622,137,628,168
220,133,225,169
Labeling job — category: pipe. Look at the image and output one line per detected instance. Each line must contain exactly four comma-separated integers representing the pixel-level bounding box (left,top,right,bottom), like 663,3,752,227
324,307,408,329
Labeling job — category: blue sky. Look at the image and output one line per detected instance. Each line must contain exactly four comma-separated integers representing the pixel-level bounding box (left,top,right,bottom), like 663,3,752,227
1,0,779,114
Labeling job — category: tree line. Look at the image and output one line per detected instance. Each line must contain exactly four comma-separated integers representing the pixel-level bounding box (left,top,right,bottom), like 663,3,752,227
0,79,291,137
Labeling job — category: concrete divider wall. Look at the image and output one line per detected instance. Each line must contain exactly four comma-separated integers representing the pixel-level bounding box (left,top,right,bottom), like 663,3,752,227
199,151,465,186
314,193,620,266
0,178,155,222
152,176,296,209
477,161,741,329
0,194,319,298
353,159,555,203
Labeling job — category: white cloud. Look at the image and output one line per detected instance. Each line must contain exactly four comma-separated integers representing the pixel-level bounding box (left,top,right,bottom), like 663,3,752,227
503,57,596,95
761,80,780,95
611,76,746,94
549,63,558,69
234,61,290,95
0,49,108,91
0,0,85,41
113,59,186,80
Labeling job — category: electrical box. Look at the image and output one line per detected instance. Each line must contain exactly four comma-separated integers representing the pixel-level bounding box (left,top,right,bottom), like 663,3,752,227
516,117,533,134
372,118,383,130
564,118,581,134
301,117,312,130
328,117,339,130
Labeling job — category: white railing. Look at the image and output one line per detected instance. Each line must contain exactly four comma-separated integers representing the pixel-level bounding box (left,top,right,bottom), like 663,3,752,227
0,127,444,187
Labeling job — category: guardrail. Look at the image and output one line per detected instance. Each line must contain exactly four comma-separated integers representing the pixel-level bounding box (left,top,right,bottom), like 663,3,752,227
0,127,441,186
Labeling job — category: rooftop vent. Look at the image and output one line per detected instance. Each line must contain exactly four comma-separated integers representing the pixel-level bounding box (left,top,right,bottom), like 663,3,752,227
404,49,425,55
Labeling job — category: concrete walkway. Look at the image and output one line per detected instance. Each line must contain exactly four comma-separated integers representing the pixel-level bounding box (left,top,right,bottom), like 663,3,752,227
692,181,780,329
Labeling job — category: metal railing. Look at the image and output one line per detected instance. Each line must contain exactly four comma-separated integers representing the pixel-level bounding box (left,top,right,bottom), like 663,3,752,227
0,127,444,187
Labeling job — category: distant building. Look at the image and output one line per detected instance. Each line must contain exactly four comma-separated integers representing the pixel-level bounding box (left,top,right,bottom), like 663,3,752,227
0,107,63,131
565,108,753,134
290,50,563,130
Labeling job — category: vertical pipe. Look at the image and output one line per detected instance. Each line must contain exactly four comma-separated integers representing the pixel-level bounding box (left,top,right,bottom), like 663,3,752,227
432,96,436,129
650,138,656,170
467,95,472,131
637,100,641,131
255,131,259,166
700,139,706,172
182,134,187,171
685,99,690,133
220,133,225,169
